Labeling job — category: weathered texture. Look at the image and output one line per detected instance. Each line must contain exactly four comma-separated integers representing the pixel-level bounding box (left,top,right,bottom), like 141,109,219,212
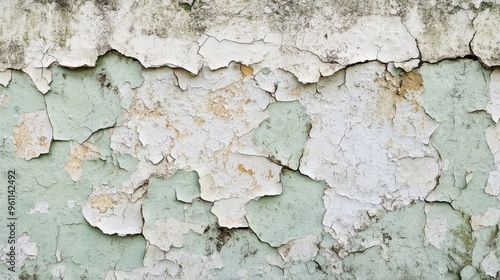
82,183,144,236
419,60,496,216
246,170,325,247
1,2,500,279
486,122,500,199
297,62,440,244
13,110,53,160
254,101,311,170
46,51,143,143
2,1,500,85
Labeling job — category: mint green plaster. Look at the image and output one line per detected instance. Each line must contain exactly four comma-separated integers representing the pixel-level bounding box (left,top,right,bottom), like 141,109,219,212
214,229,284,279
343,203,455,279
57,224,145,278
143,171,202,215
284,261,327,279
420,60,491,123
245,170,325,247
143,176,190,223
183,199,218,225
471,226,500,278
177,227,284,279
46,51,144,143
1,137,138,278
0,71,47,155
170,170,201,203
86,129,113,158
319,232,336,248
112,152,139,172
425,203,473,273
0,75,138,277
142,172,212,250
419,60,498,216
142,173,216,251
255,101,311,170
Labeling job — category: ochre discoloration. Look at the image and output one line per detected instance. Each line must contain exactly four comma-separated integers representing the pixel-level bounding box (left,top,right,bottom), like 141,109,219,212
399,70,424,96
237,164,255,176
375,72,405,120
2,9,500,276
240,64,254,77
88,194,117,212
206,80,246,120
64,141,101,181
13,110,53,160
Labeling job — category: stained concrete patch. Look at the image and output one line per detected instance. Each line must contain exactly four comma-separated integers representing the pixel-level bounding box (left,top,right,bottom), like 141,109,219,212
246,170,325,247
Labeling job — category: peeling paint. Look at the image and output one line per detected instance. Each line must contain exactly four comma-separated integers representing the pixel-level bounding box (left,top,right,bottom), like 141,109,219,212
255,101,311,170
46,51,143,143
246,170,325,247
13,110,53,160
1,3,500,278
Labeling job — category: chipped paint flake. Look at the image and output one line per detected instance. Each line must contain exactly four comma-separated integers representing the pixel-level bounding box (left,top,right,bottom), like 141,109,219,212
65,140,102,181
487,69,500,123
278,234,321,262
22,65,52,94
424,217,448,249
199,37,279,70
485,122,500,199
299,62,439,243
82,184,143,236
470,208,500,231
13,110,53,160
481,251,500,277
29,202,50,214
0,70,11,87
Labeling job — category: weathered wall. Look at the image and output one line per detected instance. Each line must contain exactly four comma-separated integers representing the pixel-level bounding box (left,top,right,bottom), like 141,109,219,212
0,0,499,279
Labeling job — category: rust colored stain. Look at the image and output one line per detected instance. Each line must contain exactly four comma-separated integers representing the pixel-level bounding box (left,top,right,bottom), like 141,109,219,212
238,164,255,176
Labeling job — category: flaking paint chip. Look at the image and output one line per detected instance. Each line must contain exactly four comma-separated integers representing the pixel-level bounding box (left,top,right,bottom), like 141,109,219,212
240,64,254,77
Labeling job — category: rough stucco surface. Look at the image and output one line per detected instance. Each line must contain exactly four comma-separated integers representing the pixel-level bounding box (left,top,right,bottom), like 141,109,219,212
0,1,499,279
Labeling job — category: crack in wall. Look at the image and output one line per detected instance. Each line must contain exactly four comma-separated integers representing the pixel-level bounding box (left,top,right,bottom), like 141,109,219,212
1,4,500,276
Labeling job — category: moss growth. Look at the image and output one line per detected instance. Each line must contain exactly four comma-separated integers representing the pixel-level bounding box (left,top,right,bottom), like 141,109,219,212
180,3,192,12
450,222,474,266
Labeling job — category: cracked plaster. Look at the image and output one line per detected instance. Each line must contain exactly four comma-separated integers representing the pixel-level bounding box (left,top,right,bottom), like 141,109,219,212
0,1,500,279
